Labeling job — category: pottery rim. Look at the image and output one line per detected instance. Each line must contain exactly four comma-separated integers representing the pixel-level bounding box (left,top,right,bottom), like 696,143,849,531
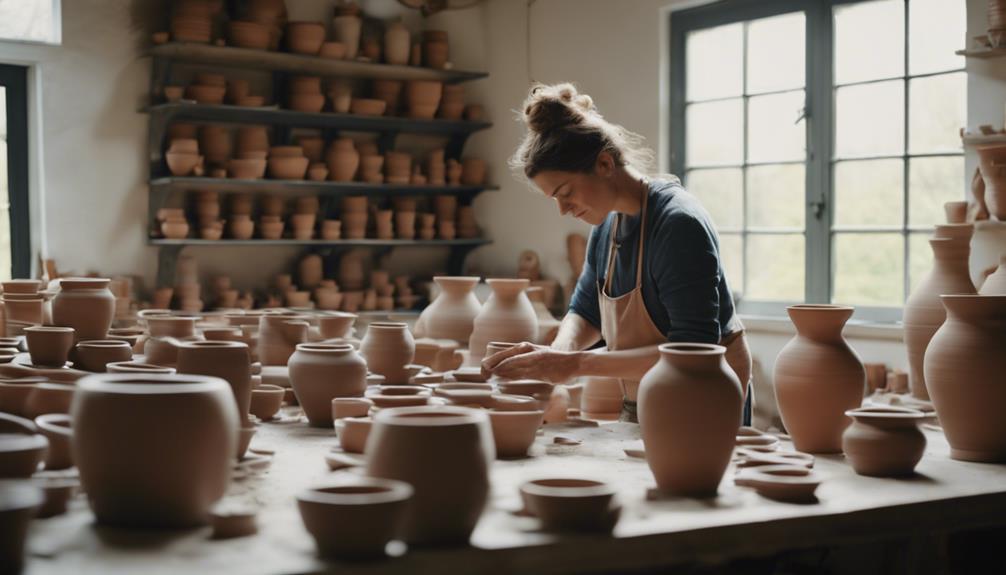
372,404,486,426
844,405,928,420
76,373,232,395
297,477,413,506
520,478,616,500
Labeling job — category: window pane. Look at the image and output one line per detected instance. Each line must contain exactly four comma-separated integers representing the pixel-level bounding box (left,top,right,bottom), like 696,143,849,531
833,233,904,306
719,233,744,298
686,168,742,230
686,99,743,166
835,81,905,159
834,159,904,227
747,164,805,228
909,72,966,154
909,156,964,227
834,0,904,85
747,90,806,163
908,232,934,294
687,23,743,101
747,12,805,94
747,234,804,300
909,0,965,75
0,1,59,44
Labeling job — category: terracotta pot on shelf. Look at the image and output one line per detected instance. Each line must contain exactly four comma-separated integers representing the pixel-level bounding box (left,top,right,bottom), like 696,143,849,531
52,278,115,342
350,98,387,117
227,158,267,179
321,219,342,240
235,126,270,154
228,20,271,49
468,279,537,362
328,80,352,114
288,92,325,113
290,213,316,240
326,138,359,182
925,294,1006,462
289,343,367,427
394,211,416,240
268,155,310,180
172,16,212,43
297,136,325,163
286,21,325,55
446,158,462,185
438,84,464,120
773,304,865,454
259,219,284,240
307,163,328,181
375,210,394,240
319,41,347,59
229,215,255,240
359,322,415,385
842,406,927,476
461,158,487,186
341,212,367,240
372,80,403,116
384,21,410,65
405,80,442,119
422,30,449,69
199,125,232,166
359,154,385,184
332,13,362,59
384,151,411,184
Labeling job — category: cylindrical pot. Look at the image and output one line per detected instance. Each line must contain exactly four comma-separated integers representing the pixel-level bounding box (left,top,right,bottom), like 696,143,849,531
414,276,481,345
365,405,493,545
176,340,252,428
332,15,362,60
51,278,115,342
904,236,976,400
773,304,865,454
925,294,1006,462
383,21,410,65
71,374,238,527
24,326,74,367
405,80,442,119
638,343,742,496
298,254,324,289
359,322,415,385
326,138,359,182
468,279,537,363
842,406,927,476
74,340,133,372
257,313,310,366
289,343,367,427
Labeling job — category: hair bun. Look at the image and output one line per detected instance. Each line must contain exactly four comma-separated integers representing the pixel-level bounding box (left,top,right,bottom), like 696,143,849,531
522,83,594,133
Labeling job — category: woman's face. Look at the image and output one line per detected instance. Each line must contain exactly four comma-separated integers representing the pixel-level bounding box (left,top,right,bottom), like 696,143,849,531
531,155,617,226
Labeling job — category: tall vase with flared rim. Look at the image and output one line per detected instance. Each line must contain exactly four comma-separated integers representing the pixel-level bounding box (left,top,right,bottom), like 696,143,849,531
772,304,865,454
467,279,537,364
979,254,1006,295
414,276,481,344
924,294,1006,462
51,278,115,342
638,343,742,497
903,238,976,400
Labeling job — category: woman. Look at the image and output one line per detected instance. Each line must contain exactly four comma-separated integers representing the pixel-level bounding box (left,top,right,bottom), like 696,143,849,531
481,83,753,424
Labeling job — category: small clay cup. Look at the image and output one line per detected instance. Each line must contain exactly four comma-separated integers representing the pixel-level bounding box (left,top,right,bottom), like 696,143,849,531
250,384,284,421
74,340,133,372
519,478,619,534
24,326,75,367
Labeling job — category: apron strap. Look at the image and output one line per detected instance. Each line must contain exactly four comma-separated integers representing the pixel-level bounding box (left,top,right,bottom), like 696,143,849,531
601,184,650,295
602,214,621,294
635,185,649,286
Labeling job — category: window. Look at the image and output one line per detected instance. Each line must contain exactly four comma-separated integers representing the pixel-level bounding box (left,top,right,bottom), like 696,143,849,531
0,64,30,280
670,0,966,321
0,0,61,44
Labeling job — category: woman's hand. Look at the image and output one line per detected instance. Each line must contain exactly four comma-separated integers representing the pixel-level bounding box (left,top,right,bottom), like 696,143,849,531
481,342,583,383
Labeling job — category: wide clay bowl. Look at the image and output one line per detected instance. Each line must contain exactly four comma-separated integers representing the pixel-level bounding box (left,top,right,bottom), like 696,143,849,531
734,464,822,503
297,478,413,559
519,478,619,534
249,384,284,421
0,412,48,478
488,409,543,458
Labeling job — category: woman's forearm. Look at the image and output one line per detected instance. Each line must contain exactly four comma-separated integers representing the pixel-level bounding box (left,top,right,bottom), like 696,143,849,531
575,344,662,382
550,312,602,352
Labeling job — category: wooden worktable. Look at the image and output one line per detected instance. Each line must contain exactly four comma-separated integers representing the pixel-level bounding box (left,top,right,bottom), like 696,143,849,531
24,411,1006,575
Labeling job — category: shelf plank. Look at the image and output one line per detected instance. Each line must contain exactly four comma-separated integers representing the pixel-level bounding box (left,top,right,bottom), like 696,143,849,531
149,176,498,197
145,102,492,134
955,46,1006,59
962,134,1006,146
148,238,491,248
150,42,488,83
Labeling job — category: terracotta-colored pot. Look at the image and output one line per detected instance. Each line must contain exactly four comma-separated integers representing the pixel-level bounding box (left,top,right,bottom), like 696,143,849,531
461,158,486,186
229,20,271,49
250,384,284,421
288,92,325,113
446,158,462,185
468,279,537,363
384,151,411,184
365,405,493,545
925,295,1006,462
318,311,357,339
359,154,384,183
228,158,267,179
24,326,74,367
394,210,416,239
268,156,309,180
438,84,464,120
74,340,133,372
290,213,316,240
319,41,346,59
842,406,927,476
52,278,115,342
326,138,359,182
184,84,225,104
976,144,1006,220
488,409,543,458
176,341,253,430
71,373,238,527
332,15,362,59
2,296,43,325
332,396,372,421
639,343,742,496
360,322,415,385
0,481,43,573
228,215,255,239
422,30,448,69
414,276,481,345
335,416,371,453
34,413,72,470
235,126,269,154
286,21,325,54
1,279,40,294
773,304,865,454
307,163,328,181
372,80,403,116
258,313,309,366
520,478,619,534
350,98,386,116
904,236,975,400
981,255,1006,294
23,383,74,419
289,343,367,427
383,21,410,65
297,478,412,559
405,80,442,119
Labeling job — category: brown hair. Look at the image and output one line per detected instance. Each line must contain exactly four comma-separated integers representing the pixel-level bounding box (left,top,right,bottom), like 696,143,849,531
509,83,653,180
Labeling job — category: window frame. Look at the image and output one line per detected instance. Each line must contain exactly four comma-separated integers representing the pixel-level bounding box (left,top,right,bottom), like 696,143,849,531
669,0,965,323
0,64,32,279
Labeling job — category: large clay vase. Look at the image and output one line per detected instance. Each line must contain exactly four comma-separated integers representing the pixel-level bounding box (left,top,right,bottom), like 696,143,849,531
467,279,537,363
288,343,367,427
359,322,415,384
979,254,1006,295
976,144,1006,220
71,373,238,527
773,304,865,454
925,294,1006,462
326,138,359,182
175,341,252,427
638,343,742,497
842,406,927,476
51,278,115,342
365,405,493,545
258,313,310,366
904,236,976,400
413,276,481,345
383,21,410,65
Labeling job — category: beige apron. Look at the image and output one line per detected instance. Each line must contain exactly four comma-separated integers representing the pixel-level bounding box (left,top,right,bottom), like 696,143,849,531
597,189,752,422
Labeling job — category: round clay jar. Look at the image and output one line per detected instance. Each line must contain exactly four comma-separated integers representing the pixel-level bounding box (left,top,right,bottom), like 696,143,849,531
74,340,133,373
51,278,115,342
842,406,928,477
359,322,415,385
288,343,367,427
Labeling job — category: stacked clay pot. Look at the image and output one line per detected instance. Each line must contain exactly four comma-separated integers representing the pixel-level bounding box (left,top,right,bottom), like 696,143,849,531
384,151,411,184
375,209,394,240
925,294,1006,462
288,343,367,427
288,75,324,113
165,138,203,176
290,196,318,240
199,125,231,168
468,279,538,363
340,196,368,240
51,278,115,343
365,405,493,545
417,213,436,240
228,20,271,49
413,276,481,345
842,406,927,476
360,322,415,385
422,30,449,69
359,148,384,184
286,21,325,55
184,73,226,105
71,373,238,527
405,80,442,119
773,304,865,454
2,280,45,326
461,158,487,186
171,0,214,43
267,145,309,180
446,158,462,185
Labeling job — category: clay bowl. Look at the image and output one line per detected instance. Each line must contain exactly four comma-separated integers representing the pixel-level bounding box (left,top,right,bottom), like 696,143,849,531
228,21,271,49
319,41,347,59
307,163,328,181
0,481,44,571
350,98,387,117
106,361,176,375
297,478,413,559
228,158,267,179
332,397,373,421
184,84,226,105
0,379,45,417
734,464,822,503
268,156,310,180
286,21,326,55
75,340,133,373
34,476,79,518
335,417,372,454
289,93,325,113
165,152,201,176
0,413,48,478
519,478,619,534
34,413,72,470
734,448,815,470
24,326,74,368
250,384,284,421
488,409,544,458
496,379,554,399
366,385,432,408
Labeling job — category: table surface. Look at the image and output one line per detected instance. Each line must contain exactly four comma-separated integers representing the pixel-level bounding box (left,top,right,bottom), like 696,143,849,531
24,408,1006,575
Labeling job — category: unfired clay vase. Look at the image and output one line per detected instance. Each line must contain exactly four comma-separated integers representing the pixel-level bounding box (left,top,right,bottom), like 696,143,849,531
365,405,493,545
488,409,544,458
414,276,481,346
976,144,1006,220
51,278,115,342
176,340,253,427
468,279,537,363
925,295,1006,462
288,343,367,427
71,374,238,527
327,138,359,182
773,304,865,454
904,236,976,400
360,322,415,385
842,406,927,476
24,326,74,367
258,313,310,366
297,478,412,559
638,343,742,496
520,478,619,534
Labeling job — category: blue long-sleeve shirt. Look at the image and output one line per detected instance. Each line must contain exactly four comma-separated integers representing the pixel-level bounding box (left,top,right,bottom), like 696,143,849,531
568,178,740,344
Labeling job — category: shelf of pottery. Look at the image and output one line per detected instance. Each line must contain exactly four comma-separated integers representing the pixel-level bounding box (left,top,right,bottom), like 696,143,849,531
957,0,1006,58
147,0,493,287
